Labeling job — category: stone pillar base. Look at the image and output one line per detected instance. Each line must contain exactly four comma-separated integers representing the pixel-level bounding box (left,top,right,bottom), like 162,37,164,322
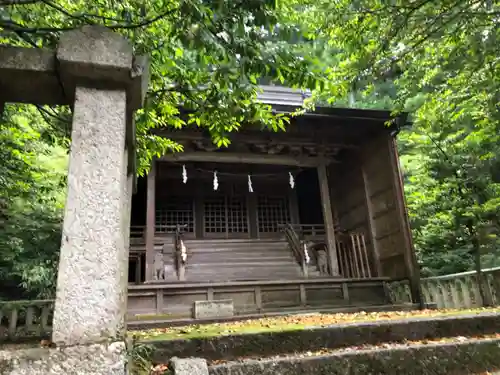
0,341,127,375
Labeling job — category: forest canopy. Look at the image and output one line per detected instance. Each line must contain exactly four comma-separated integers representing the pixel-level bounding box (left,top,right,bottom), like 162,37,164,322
0,0,498,298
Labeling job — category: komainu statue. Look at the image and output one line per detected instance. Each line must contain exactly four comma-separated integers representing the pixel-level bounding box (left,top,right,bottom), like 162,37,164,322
153,251,165,280
305,241,329,275
153,243,176,280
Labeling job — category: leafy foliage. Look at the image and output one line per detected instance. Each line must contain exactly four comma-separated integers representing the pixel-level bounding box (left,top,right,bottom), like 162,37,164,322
278,0,500,275
0,105,67,299
0,0,325,297
1,0,326,174
0,0,498,298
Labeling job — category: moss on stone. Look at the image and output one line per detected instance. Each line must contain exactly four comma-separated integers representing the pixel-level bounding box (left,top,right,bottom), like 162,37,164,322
146,312,500,363
207,338,500,375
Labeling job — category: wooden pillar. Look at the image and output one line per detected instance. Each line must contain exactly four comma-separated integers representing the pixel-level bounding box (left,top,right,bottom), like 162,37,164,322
247,193,258,239
145,159,157,282
194,184,204,239
387,137,423,306
288,190,300,225
317,164,340,276
135,255,142,284
361,162,383,277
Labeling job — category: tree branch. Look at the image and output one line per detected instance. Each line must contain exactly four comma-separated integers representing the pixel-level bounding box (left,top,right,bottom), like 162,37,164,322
0,0,41,4
0,6,179,34
38,0,95,25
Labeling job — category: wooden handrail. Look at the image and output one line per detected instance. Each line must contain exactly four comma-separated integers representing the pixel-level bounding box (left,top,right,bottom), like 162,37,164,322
281,223,309,277
278,224,371,279
130,224,189,238
279,223,326,238
336,231,371,279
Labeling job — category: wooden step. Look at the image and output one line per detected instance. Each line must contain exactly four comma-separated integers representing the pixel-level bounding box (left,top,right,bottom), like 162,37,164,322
187,261,300,268
187,249,290,256
187,247,289,253
188,258,297,266
184,240,288,248
185,275,303,282
179,238,301,282
184,239,286,244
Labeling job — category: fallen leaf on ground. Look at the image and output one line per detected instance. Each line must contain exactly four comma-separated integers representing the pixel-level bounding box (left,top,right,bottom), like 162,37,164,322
205,333,500,365
132,307,500,341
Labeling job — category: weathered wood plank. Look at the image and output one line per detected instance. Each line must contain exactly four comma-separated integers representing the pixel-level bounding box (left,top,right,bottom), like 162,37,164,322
145,160,157,282
161,151,335,167
317,164,340,276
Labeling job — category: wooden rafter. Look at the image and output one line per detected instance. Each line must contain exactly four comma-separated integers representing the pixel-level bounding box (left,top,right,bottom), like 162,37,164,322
153,129,356,150
160,151,337,167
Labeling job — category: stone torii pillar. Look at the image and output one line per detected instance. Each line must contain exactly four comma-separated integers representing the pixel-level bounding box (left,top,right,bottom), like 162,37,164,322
51,26,146,348
0,26,148,374
52,26,148,362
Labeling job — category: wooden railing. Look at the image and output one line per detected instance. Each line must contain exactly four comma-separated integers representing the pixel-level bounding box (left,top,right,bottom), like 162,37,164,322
389,267,500,308
280,223,309,277
336,231,372,279
130,224,188,239
0,300,53,341
130,225,145,239
293,224,326,238
280,224,371,279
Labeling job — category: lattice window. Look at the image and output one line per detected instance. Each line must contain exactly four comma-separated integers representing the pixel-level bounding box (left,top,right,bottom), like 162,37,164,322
257,195,291,233
156,196,194,233
227,196,248,233
204,196,226,233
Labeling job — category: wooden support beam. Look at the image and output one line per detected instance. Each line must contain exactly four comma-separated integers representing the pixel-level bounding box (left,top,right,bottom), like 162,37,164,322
161,151,333,167
387,137,423,306
247,193,258,239
317,164,340,276
145,160,157,282
288,190,300,225
361,162,383,277
154,129,354,149
135,255,141,284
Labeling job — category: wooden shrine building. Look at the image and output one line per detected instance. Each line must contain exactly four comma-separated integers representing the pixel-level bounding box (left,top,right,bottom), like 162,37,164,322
127,86,421,320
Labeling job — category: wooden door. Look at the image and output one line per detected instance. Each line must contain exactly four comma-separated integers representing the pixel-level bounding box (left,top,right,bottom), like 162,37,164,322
257,195,290,237
203,194,249,238
155,195,195,237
